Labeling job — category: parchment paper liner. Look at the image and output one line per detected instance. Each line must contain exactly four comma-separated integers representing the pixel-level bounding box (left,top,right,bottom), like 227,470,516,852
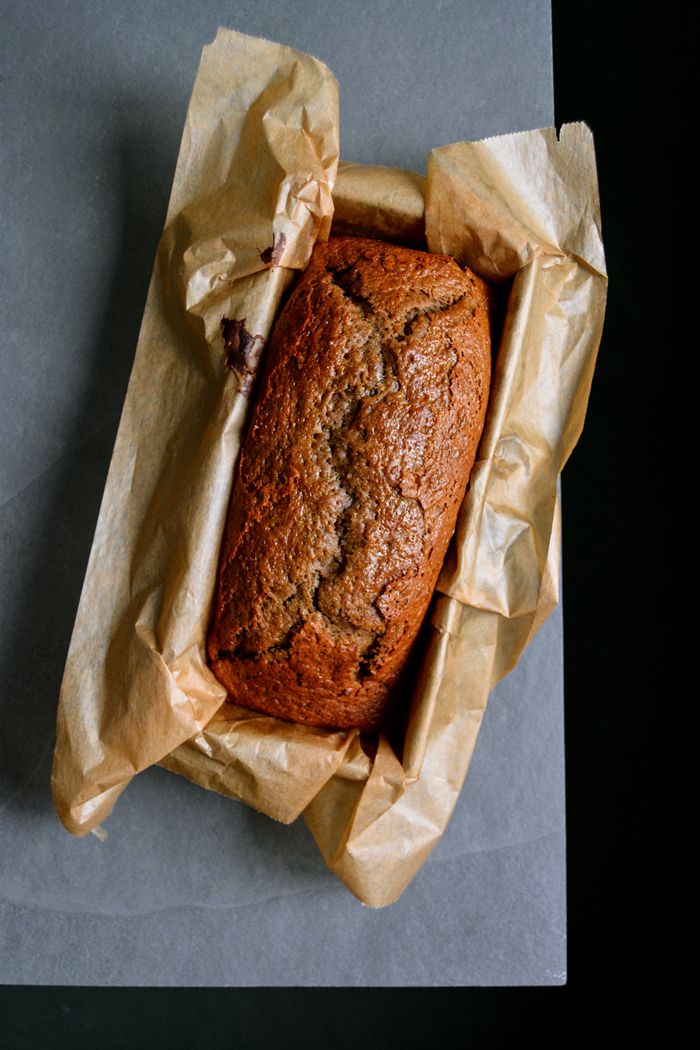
52,28,606,907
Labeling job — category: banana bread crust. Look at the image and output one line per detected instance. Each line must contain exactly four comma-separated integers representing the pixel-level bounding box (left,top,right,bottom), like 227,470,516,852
207,236,491,731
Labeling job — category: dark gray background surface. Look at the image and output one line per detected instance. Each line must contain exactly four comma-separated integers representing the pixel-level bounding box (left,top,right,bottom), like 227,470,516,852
1,0,561,985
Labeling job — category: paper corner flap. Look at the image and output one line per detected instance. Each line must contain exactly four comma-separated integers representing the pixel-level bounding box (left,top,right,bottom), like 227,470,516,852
50,771,131,837
204,24,340,91
426,121,606,278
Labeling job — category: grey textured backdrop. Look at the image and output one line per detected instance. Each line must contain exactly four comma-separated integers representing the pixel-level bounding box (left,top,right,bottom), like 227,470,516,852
0,0,561,985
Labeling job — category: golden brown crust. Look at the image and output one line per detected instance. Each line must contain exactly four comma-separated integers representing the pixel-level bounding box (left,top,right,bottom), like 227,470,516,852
207,237,491,731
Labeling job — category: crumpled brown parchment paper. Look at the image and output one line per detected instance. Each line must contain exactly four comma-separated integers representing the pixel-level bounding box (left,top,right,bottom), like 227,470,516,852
52,28,606,907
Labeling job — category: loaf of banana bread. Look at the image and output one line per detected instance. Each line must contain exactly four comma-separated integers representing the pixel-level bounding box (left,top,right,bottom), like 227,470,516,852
207,236,491,731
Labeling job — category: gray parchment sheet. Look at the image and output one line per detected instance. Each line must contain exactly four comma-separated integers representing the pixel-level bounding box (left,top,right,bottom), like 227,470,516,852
1,0,568,985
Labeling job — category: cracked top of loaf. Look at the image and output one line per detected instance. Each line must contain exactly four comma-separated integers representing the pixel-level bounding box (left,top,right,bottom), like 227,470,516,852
207,236,491,732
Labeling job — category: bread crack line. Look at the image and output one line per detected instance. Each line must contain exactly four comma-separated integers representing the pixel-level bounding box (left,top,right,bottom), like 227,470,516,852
222,262,458,671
